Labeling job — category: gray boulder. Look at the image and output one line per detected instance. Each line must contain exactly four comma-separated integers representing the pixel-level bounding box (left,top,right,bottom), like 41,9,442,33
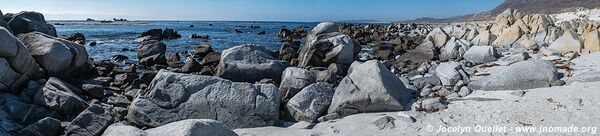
138,40,167,67
463,46,497,64
440,37,470,61
279,67,316,100
0,92,63,126
7,11,56,36
16,117,62,136
0,27,42,92
127,70,280,129
435,62,465,86
328,60,414,116
101,123,146,136
65,104,114,136
286,82,334,122
216,44,290,83
397,40,438,63
0,10,11,32
469,59,559,91
298,22,359,68
18,32,90,78
34,77,89,116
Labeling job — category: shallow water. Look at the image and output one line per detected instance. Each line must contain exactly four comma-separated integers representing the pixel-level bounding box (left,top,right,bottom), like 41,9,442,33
51,21,318,60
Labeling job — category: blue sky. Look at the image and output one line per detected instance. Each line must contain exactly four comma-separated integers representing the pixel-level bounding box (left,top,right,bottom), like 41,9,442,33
0,0,503,22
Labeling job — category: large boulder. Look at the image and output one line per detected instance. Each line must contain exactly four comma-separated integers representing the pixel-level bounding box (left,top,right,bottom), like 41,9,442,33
17,32,90,78
440,37,470,61
65,104,114,136
102,119,237,136
138,40,167,67
435,62,466,86
548,30,582,54
279,67,316,100
127,70,280,129
33,77,89,116
492,24,523,47
16,117,62,136
584,30,600,52
0,27,42,92
469,59,559,91
425,27,449,48
463,46,497,64
216,44,290,83
328,60,414,116
297,22,359,68
7,11,56,36
397,40,438,63
471,30,497,46
0,10,11,32
286,82,334,122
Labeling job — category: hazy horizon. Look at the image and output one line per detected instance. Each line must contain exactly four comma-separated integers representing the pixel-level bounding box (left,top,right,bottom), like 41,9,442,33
1,0,503,22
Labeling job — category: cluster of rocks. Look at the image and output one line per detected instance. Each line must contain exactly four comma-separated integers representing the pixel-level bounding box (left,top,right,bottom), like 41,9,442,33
133,28,182,42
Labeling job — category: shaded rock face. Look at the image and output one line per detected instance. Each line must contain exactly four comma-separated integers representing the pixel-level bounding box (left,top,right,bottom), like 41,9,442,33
138,40,167,67
278,41,300,63
469,59,559,91
279,67,316,101
216,44,290,83
127,70,280,129
17,32,90,78
0,27,42,92
298,22,360,68
6,11,57,37
65,104,114,136
440,37,470,61
34,77,89,116
16,117,62,136
102,119,237,136
0,10,11,32
286,82,334,123
328,60,414,117
397,40,438,63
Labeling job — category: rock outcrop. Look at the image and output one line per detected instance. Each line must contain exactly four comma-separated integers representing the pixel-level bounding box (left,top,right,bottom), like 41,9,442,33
469,59,559,91
286,82,334,122
298,22,360,68
0,27,42,92
127,70,280,129
6,11,56,36
216,44,290,83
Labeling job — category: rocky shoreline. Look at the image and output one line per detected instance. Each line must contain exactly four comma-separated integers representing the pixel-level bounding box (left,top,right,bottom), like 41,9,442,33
1,8,600,136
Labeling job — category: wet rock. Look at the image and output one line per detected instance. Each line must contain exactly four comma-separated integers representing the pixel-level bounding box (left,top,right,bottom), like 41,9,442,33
328,60,414,116
65,32,86,43
190,34,209,39
180,59,202,73
235,29,243,33
277,28,294,38
18,32,90,78
127,70,280,129
140,29,162,39
7,11,57,36
216,44,290,83
286,82,333,123
469,59,559,91
279,67,316,100
298,22,360,68
162,28,181,39
111,55,129,62
257,31,266,35
194,43,214,58
65,104,114,136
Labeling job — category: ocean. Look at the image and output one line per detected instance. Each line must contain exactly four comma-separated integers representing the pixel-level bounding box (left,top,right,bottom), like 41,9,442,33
51,21,318,60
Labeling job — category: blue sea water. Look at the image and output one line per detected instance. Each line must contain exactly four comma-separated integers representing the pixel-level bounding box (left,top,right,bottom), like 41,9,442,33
51,21,318,60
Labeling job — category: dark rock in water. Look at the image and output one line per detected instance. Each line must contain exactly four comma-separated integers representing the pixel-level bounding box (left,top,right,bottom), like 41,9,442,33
7,11,57,36
201,52,221,66
127,70,280,129
138,40,167,67
298,22,360,68
88,41,97,46
216,44,290,83
194,43,214,58
121,48,130,51
277,28,294,38
277,41,300,62
34,77,89,116
65,104,114,136
236,25,260,29
190,34,209,39
162,28,181,39
140,29,162,39
66,32,86,42
286,82,334,123
180,59,202,73
111,55,128,62
189,25,194,27
16,117,62,136
257,31,266,35
209,24,213,26
18,32,91,79
166,53,184,68
235,29,243,33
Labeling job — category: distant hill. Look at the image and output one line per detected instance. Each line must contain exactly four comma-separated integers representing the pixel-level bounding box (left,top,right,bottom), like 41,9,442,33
404,0,600,23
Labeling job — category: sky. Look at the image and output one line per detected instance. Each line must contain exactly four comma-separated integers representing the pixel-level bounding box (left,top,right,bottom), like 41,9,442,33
0,0,503,22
